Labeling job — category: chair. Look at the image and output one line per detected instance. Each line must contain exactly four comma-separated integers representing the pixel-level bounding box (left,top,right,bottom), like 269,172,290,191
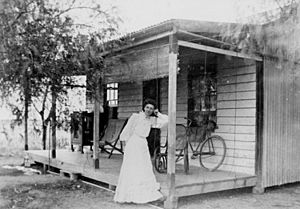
70,112,93,153
99,118,128,158
154,124,189,174
70,111,107,154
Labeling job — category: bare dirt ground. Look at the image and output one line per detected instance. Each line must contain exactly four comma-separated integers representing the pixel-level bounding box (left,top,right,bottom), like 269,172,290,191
0,155,158,209
1,155,300,209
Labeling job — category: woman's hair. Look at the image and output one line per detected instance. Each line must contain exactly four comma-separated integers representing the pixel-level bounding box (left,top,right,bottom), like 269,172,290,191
142,98,157,111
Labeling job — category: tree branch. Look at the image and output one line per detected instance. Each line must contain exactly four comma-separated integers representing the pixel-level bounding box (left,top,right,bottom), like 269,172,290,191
10,0,37,27
55,6,107,18
32,100,41,115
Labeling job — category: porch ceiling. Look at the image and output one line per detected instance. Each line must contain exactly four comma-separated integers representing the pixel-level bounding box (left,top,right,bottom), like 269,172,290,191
102,19,262,84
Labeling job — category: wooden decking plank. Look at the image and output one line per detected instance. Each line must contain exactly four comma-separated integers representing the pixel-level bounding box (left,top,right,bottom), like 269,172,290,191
175,176,256,197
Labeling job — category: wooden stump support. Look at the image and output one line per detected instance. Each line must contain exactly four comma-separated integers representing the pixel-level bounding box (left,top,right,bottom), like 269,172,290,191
60,169,81,181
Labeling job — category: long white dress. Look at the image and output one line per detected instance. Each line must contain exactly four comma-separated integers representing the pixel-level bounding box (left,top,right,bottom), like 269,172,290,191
114,111,168,203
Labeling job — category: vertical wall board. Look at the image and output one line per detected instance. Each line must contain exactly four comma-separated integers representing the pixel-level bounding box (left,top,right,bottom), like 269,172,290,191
262,58,300,187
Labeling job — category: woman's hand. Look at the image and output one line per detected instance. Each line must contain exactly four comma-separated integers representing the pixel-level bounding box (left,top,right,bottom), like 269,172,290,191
122,141,126,149
154,109,159,117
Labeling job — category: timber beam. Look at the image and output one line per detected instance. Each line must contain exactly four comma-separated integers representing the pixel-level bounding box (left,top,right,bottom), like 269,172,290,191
178,40,263,61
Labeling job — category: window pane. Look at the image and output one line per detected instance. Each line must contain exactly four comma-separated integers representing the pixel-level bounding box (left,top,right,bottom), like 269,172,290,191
106,83,118,107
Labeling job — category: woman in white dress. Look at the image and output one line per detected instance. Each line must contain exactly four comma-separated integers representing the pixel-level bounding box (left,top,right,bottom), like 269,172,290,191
114,99,168,204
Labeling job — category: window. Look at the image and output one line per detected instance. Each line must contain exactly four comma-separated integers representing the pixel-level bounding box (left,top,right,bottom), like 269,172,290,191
106,83,118,107
188,64,217,126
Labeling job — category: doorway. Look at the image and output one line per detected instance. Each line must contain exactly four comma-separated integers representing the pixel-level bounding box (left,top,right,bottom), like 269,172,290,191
143,79,161,110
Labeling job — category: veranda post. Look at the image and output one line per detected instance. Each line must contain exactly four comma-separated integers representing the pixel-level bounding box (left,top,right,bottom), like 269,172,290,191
165,27,178,209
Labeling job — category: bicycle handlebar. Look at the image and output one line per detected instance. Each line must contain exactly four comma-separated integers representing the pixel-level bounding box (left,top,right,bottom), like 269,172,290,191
183,117,218,130
183,117,193,127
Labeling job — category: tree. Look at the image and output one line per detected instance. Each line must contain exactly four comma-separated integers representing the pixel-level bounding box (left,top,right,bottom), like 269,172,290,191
0,0,122,155
218,0,300,62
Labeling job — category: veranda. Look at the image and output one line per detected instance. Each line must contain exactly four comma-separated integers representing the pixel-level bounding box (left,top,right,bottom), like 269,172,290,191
26,149,256,206
27,19,264,209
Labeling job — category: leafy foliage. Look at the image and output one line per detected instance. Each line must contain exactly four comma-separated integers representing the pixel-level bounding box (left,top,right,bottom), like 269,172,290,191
0,0,123,149
218,0,300,61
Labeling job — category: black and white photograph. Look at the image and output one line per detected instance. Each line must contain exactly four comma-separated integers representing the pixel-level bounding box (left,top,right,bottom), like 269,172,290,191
1,0,300,208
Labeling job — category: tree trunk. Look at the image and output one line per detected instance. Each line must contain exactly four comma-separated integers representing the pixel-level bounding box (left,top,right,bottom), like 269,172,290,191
42,121,47,150
24,101,28,150
24,69,29,151
51,88,57,158
41,84,50,150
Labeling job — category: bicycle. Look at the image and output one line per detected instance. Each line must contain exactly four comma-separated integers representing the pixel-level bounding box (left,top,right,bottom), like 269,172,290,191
154,117,226,173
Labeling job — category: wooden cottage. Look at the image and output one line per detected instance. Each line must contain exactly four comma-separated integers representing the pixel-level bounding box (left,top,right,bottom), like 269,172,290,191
92,19,263,208
26,18,300,209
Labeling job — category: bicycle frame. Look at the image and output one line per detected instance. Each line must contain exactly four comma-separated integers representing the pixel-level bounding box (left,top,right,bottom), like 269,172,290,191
185,118,217,157
200,139,216,155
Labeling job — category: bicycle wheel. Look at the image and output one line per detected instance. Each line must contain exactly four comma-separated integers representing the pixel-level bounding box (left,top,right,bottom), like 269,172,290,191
154,147,167,173
199,135,226,171
154,153,167,173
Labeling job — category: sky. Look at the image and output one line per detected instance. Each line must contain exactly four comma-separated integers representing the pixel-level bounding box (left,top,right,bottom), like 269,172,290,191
59,0,281,34
111,0,278,32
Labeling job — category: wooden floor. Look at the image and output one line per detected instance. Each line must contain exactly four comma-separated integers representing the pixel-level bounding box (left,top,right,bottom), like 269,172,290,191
26,149,257,198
